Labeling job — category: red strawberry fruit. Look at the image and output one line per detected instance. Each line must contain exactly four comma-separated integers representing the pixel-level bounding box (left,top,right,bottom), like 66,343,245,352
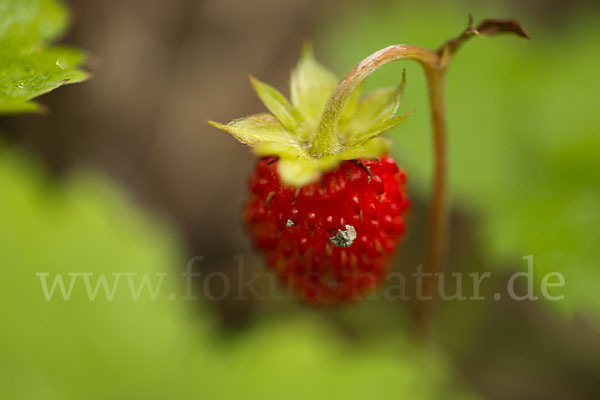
209,44,411,303
246,156,408,303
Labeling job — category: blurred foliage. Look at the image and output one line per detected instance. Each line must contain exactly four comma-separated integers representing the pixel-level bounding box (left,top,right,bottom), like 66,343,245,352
0,142,479,398
322,1,600,321
0,0,87,114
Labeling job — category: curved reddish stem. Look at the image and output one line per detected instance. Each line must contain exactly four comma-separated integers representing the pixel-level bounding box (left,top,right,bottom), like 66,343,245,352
317,17,528,341
311,45,439,158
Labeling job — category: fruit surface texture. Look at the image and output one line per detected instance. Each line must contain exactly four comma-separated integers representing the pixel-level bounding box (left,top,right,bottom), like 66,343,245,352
246,155,408,303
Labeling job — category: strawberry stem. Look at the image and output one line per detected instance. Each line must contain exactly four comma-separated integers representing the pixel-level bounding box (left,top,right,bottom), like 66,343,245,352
415,17,528,342
318,16,529,341
414,65,448,342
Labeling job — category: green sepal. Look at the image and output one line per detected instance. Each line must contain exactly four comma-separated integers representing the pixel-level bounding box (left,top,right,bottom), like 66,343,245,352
208,113,296,147
249,76,300,132
349,113,413,147
340,69,406,139
290,43,338,130
272,137,390,187
338,81,365,128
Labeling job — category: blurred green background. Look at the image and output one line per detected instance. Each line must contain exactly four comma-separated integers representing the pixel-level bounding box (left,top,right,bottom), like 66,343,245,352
1,0,599,399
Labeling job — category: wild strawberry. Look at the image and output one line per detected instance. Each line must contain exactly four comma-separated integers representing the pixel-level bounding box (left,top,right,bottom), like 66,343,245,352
245,156,408,303
209,44,411,303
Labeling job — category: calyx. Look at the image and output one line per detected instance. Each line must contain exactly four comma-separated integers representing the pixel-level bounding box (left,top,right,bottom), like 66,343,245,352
208,44,410,187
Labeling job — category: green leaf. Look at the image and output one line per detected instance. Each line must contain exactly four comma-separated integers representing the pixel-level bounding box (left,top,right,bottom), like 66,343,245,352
0,0,88,114
290,43,339,129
